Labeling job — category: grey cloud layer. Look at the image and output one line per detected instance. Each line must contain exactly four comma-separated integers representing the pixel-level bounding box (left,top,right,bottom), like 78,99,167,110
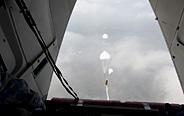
48,0,184,103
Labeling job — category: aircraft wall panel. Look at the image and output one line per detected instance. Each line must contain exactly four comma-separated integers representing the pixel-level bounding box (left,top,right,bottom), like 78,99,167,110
169,9,184,92
149,0,158,11
33,40,59,100
0,7,25,75
155,0,184,48
68,0,77,11
21,67,42,97
10,0,55,63
0,26,16,73
49,0,76,48
0,0,76,100
149,0,184,93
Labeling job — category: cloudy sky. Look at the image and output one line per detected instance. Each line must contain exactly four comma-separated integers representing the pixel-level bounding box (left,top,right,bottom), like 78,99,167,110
48,0,184,104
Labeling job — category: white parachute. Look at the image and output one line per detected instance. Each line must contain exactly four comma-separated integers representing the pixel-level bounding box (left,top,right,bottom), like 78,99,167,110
100,50,110,74
108,68,113,75
102,33,108,39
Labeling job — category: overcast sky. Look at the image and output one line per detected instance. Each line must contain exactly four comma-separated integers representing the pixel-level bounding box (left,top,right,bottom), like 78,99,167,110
48,0,184,104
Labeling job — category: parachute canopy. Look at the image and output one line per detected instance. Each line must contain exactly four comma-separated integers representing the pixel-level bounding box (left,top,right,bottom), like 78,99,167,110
108,68,113,75
100,51,110,60
102,34,108,39
100,51,111,74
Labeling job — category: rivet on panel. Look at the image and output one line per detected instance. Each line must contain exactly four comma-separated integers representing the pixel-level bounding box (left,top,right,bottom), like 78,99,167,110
3,39,6,43
172,55,176,59
177,26,180,30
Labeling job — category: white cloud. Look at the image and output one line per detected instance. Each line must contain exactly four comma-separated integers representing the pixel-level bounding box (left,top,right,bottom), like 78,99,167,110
57,31,85,63
106,36,184,103
76,1,101,14
132,1,147,8
136,12,155,19
48,32,184,103
88,0,128,4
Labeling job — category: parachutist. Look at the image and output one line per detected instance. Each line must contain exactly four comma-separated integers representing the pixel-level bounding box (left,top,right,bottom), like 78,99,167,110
105,79,108,86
